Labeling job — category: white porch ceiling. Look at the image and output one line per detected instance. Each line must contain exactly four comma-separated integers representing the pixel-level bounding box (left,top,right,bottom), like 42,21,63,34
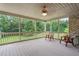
0,3,79,20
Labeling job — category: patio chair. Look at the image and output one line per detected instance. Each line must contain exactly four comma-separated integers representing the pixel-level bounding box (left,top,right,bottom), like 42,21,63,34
45,32,54,41
60,35,74,47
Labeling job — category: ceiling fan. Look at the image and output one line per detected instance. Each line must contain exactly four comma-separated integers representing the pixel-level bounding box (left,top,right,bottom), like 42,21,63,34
42,5,48,16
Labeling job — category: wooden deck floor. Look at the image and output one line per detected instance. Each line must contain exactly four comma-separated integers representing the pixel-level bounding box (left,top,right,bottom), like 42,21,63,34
0,38,79,56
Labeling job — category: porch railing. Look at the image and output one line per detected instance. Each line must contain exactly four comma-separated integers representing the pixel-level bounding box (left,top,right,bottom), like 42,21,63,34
0,32,68,45
0,32,45,45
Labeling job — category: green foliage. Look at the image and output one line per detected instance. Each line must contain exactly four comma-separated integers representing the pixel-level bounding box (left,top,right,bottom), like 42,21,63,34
51,20,58,32
46,23,50,31
0,15,19,32
50,18,69,33
0,14,45,33
22,19,35,32
8,16,19,32
0,15,10,32
59,19,69,33
36,21,44,32
0,14,69,33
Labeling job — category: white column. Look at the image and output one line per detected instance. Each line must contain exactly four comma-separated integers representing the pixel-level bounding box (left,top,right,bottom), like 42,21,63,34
58,19,60,39
18,17,21,40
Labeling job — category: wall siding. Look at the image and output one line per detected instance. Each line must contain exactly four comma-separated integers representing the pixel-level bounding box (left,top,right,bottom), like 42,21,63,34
69,16,79,35
69,16,79,45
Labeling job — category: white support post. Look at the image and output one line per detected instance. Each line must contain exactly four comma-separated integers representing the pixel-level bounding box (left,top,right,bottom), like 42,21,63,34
18,17,21,40
58,19,60,39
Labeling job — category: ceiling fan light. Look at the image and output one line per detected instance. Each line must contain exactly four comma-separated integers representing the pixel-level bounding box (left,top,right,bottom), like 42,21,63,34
42,13,47,16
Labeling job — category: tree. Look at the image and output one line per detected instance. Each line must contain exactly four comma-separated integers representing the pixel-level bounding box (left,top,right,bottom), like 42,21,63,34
22,19,35,32
0,15,19,32
59,19,69,33
46,23,50,31
51,20,58,32
7,16,19,32
0,15,10,32
36,21,44,32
